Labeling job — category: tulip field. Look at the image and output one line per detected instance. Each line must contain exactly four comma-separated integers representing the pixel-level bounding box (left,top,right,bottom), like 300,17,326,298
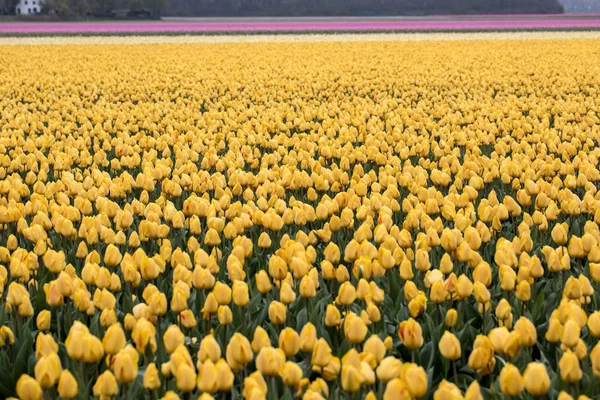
1,37,600,400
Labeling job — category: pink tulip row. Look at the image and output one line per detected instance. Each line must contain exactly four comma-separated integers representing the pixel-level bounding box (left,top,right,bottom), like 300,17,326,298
1,15,600,34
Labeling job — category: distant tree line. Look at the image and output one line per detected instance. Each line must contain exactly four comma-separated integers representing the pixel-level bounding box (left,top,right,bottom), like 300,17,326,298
0,0,169,18
0,0,565,18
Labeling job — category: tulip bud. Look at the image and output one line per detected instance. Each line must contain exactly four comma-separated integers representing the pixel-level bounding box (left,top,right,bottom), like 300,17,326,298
336,282,356,305
468,335,495,375
226,333,253,370
34,352,62,389
473,282,490,304
36,310,51,332
344,313,368,344
300,323,317,352
311,338,332,368
199,334,221,363
258,232,272,248
415,249,431,272
430,281,448,304
92,370,118,399
163,325,185,354
445,309,458,327
398,318,423,349
300,276,317,298
161,391,181,400
341,364,361,393
499,363,524,397
434,380,462,399
562,319,580,348
559,351,582,383
516,280,531,302
376,356,401,383
552,223,568,246
213,282,232,305
256,347,285,376
175,364,196,392
268,301,286,325
456,275,473,299
363,335,386,363
131,318,157,355
57,370,78,399
112,349,138,384
325,304,341,327
278,327,300,357
216,359,235,391
232,281,249,307
144,363,161,390
104,244,122,267
35,333,57,359
218,305,233,325
179,310,197,328
514,317,536,347
279,361,303,387
197,360,218,393
523,362,550,396
439,331,461,360
588,311,600,338
251,326,271,354
256,270,272,294
16,374,43,400
324,243,340,264
384,378,409,399
464,381,483,400
404,364,428,398
103,323,126,355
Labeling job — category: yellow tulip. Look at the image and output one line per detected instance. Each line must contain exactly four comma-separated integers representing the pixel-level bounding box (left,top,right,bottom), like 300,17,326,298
143,363,161,390
92,370,118,399
311,338,332,368
36,310,51,331
433,380,463,400
112,349,138,384
404,364,428,398
300,322,317,352
197,360,218,393
341,364,361,393
216,359,235,391
445,309,458,327
561,319,581,348
279,361,303,387
256,347,285,376
398,318,423,350
499,363,523,397
34,353,62,389
559,351,582,383
268,301,286,325
175,364,196,392
344,313,368,344
523,362,550,396
16,374,43,400
57,370,78,399
102,323,126,355
439,331,461,361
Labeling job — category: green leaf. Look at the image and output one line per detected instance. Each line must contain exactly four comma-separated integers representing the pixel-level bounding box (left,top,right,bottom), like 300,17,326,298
296,308,307,330
420,341,435,370
12,334,33,382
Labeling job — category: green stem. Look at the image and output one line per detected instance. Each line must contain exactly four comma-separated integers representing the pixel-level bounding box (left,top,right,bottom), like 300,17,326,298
56,308,61,343
242,307,247,334
453,360,459,386
270,376,278,400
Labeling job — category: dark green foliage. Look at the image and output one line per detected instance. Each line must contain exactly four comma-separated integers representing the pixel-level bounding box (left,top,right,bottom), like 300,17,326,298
165,0,565,17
